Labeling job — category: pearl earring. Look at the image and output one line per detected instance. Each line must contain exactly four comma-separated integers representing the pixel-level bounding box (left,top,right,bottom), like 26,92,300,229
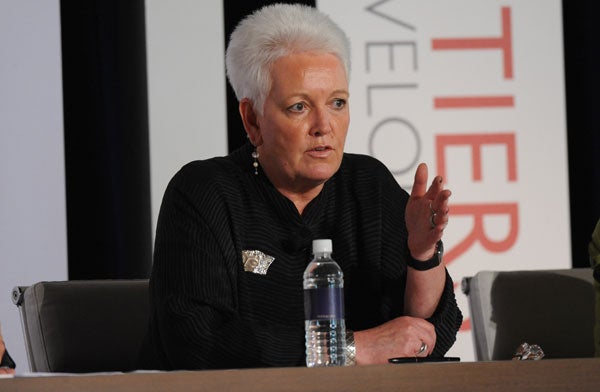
252,148,259,175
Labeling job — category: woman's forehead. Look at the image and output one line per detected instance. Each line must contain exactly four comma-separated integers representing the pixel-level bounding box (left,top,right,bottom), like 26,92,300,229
269,52,348,94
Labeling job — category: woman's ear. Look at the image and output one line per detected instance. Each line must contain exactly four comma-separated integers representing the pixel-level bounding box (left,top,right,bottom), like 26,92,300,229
239,98,262,146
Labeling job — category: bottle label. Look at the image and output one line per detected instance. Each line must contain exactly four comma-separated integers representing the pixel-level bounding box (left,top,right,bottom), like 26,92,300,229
304,287,344,320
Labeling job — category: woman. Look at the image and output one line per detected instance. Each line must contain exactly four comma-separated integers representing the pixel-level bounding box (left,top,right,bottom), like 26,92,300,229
142,3,462,370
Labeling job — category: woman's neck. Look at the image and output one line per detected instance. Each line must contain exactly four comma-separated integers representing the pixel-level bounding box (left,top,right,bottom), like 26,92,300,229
276,184,324,215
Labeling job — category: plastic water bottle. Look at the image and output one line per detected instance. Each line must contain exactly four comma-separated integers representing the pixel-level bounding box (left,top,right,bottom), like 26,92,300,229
303,239,346,367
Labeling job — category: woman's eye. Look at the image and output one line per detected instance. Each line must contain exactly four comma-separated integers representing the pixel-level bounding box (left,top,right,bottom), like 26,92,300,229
332,99,346,109
288,103,305,112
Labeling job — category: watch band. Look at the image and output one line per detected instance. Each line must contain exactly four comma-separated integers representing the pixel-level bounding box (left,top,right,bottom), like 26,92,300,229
407,240,443,271
345,330,356,366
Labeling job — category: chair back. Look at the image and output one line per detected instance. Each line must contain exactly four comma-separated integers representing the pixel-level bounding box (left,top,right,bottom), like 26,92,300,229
462,268,595,361
12,279,149,373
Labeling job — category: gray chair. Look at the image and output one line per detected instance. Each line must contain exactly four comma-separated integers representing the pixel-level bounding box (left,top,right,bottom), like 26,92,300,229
462,268,595,361
12,279,149,373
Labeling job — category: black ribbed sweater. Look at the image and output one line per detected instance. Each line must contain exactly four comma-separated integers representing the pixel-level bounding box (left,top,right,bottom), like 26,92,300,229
143,142,462,370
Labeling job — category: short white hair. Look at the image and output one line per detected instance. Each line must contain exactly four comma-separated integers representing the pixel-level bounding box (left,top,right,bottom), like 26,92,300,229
225,3,351,115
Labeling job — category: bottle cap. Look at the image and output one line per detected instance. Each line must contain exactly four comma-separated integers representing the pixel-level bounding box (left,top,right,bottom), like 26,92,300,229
312,239,332,254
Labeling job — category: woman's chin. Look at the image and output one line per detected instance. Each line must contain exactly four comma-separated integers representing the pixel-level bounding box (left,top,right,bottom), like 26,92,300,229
301,168,337,185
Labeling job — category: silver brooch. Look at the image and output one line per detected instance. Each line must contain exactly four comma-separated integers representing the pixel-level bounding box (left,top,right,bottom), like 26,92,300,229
242,250,275,275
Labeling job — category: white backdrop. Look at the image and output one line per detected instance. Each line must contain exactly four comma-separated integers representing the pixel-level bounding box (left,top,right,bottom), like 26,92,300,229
145,0,228,239
0,0,68,374
317,0,570,360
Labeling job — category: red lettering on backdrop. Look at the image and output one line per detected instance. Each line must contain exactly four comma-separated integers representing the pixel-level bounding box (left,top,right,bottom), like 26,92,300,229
431,6,513,79
443,203,519,264
434,95,514,109
436,133,517,182
430,6,517,334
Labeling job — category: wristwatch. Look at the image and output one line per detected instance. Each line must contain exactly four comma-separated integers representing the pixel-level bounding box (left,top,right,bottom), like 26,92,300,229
345,330,356,366
407,240,443,271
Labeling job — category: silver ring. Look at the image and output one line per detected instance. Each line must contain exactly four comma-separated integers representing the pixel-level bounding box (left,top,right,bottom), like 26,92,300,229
429,201,437,229
416,341,428,356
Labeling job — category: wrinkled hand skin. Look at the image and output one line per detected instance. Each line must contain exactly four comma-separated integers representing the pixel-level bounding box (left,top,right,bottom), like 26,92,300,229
405,163,451,261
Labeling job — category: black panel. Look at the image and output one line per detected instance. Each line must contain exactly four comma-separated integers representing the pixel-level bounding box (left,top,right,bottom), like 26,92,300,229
562,0,600,267
61,0,152,279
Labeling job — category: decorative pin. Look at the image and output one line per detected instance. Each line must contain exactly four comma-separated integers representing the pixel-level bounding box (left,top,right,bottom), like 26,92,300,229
242,250,275,275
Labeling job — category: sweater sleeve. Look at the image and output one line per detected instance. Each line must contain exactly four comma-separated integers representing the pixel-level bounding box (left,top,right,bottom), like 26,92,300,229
427,269,463,356
148,168,304,370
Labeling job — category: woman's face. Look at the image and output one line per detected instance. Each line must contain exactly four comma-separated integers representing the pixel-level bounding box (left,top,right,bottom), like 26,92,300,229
253,52,350,194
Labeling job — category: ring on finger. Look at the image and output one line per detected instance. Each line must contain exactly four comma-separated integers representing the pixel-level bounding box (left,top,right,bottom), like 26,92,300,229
416,341,428,356
429,201,437,229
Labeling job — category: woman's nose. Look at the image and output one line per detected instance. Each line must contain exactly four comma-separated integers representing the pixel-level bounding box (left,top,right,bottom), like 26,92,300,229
310,108,332,136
